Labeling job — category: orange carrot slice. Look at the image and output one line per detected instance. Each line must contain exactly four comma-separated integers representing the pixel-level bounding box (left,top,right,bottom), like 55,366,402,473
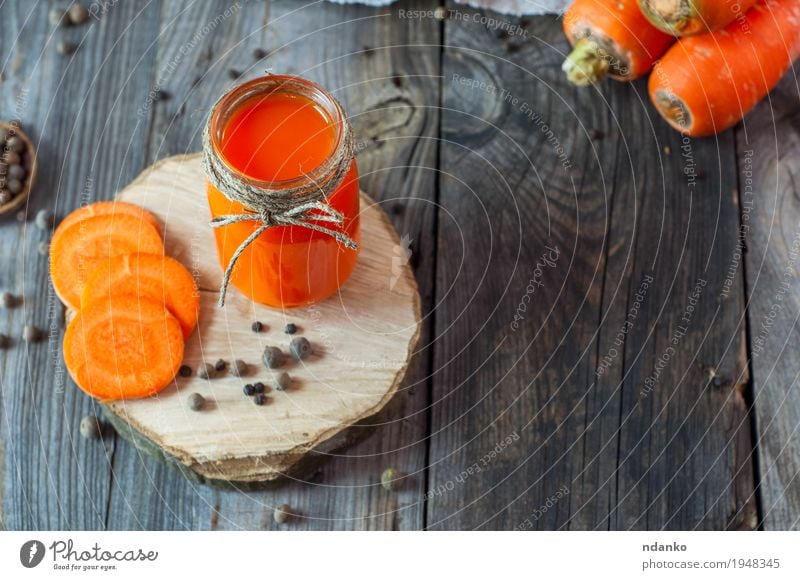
58,200,160,233
64,294,184,400
50,213,164,310
81,254,199,338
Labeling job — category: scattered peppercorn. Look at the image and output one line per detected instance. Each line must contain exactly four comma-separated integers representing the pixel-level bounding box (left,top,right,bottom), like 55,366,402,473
251,320,263,333
252,47,266,60
178,364,192,378
587,128,604,140
275,372,291,391
253,393,267,406
57,40,77,55
663,146,672,155
22,324,41,343
253,381,265,394
228,68,242,80
214,358,227,372
198,363,217,380
188,393,206,411
274,504,291,524
262,346,285,369
1,292,15,308
0,334,9,349
284,322,297,335
230,359,248,377
243,383,255,396
289,336,312,360
68,3,90,25
381,467,401,491
152,88,171,102
79,415,102,440
35,209,54,230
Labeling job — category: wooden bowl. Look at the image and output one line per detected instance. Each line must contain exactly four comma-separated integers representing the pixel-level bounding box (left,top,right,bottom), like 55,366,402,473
0,121,38,216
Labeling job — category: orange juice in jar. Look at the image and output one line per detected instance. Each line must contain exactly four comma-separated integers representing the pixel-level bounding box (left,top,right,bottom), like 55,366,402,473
204,75,360,308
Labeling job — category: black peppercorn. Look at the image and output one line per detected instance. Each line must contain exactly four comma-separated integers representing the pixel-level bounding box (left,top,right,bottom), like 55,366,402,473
214,358,227,372
231,359,248,377
188,393,206,411
253,381,265,394
275,372,291,391
251,321,263,333
262,346,285,369
289,336,312,360
284,323,297,335
22,324,41,343
1,291,15,308
243,383,255,396
253,393,267,406
79,415,103,440
198,363,217,380
68,3,90,25
57,40,77,55
274,504,291,523
179,364,192,378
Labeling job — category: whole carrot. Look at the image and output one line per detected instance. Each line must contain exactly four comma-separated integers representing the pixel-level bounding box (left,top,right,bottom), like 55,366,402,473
649,0,800,137
638,0,759,36
562,0,674,86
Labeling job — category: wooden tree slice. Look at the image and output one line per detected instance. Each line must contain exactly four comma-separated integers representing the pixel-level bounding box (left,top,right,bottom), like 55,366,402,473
103,154,421,486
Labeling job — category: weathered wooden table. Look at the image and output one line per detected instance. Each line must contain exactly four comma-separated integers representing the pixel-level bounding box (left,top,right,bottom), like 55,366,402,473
2,0,799,531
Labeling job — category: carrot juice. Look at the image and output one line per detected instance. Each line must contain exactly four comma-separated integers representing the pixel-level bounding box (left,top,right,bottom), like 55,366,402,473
205,76,360,308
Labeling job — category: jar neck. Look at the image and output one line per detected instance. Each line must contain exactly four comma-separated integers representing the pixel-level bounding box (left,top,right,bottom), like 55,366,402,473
207,75,352,194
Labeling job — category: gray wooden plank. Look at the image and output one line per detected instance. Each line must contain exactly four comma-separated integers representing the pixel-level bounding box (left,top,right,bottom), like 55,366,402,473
104,0,439,530
0,0,163,529
739,72,800,530
427,9,755,530
101,0,271,532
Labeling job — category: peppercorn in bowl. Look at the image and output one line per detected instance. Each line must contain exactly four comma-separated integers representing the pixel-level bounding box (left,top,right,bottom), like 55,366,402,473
0,121,37,216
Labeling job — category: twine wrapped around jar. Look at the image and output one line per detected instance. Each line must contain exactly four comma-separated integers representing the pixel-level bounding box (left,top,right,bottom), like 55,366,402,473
202,92,358,307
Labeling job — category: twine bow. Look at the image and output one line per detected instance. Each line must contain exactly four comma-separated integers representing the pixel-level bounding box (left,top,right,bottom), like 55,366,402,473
202,90,358,307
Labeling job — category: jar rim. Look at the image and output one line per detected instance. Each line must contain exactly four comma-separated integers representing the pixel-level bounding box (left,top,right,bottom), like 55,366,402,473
207,75,350,191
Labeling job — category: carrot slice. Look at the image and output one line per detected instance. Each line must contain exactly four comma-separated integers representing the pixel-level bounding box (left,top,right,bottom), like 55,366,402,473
50,213,164,310
81,254,199,338
64,294,184,400
58,200,160,234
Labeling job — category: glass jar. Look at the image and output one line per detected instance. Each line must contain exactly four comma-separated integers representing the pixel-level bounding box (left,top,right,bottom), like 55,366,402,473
205,75,360,308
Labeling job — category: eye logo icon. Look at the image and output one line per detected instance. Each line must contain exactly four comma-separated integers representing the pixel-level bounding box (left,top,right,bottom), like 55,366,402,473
20,540,45,568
